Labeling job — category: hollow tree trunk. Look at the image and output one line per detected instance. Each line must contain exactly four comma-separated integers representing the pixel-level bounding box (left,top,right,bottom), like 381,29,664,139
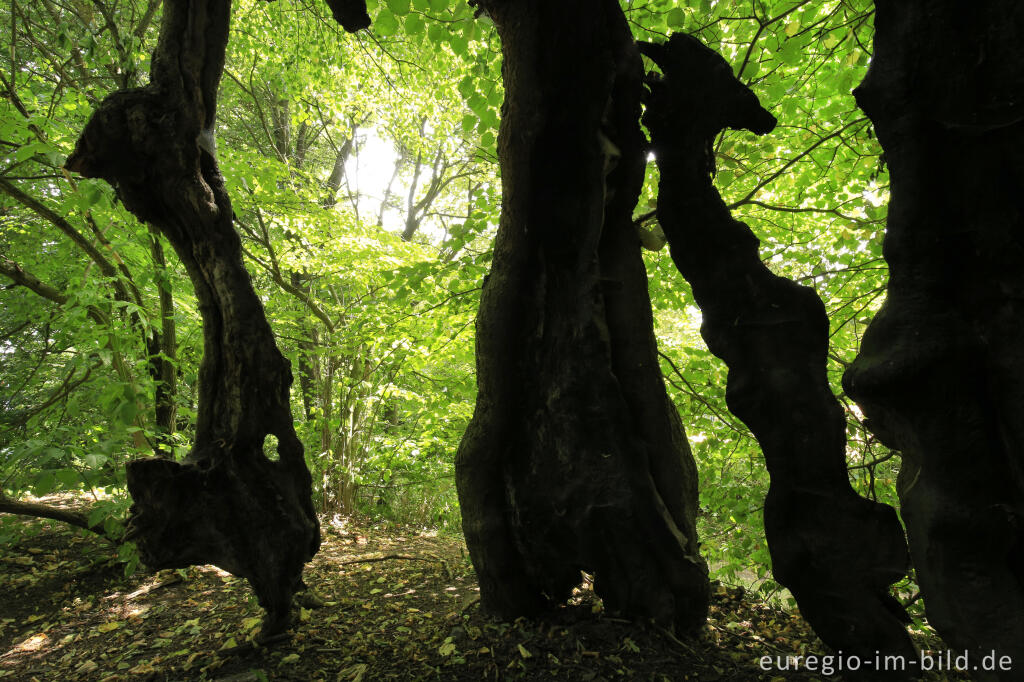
455,0,709,633
843,2,1024,675
641,34,916,666
63,0,366,635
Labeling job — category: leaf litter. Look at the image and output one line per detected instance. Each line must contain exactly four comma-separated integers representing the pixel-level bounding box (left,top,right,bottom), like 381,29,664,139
0,513,964,681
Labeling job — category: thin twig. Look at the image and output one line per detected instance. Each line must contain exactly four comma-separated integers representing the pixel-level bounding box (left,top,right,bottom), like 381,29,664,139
338,553,445,566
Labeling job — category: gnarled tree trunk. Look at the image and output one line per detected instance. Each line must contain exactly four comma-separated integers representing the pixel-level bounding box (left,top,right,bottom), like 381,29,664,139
844,2,1024,676
64,0,366,635
641,34,916,666
455,0,708,633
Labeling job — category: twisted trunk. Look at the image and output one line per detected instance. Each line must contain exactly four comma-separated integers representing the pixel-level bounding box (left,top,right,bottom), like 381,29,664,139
642,34,915,666
63,0,367,635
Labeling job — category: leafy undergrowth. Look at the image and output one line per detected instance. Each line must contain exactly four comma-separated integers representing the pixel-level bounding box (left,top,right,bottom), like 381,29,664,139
0,511,963,681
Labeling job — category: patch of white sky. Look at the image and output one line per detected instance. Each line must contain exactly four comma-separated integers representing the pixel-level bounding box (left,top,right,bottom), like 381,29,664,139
343,128,402,231
340,126,454,244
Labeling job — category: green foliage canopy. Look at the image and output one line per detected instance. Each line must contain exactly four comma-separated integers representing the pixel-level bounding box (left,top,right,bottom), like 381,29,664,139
0,0,901,599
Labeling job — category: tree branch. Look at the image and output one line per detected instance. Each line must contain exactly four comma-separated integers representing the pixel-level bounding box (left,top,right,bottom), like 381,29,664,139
0,494,113,539
728,117,869,209
0,178,130,303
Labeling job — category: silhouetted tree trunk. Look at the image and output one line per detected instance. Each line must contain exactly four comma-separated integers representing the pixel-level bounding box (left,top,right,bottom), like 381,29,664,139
64,0,366,636
149,227,177,452
323,0,370,32
641,34,916,668
456,0,709,633
844,2,1024,676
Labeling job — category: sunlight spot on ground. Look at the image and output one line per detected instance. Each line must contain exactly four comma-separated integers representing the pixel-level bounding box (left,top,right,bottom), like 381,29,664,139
122,603,150,619
9,632,48,653
125,574,175,599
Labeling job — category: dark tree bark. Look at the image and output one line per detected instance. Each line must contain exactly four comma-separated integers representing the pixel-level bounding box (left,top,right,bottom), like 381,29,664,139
641,34,916,666
62,0,369,635
149,227,178,453
844,2,1024,675
323,0,370,33
456,0,709,633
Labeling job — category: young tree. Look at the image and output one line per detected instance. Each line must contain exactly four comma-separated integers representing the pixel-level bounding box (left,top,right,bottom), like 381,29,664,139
845,0,1024,672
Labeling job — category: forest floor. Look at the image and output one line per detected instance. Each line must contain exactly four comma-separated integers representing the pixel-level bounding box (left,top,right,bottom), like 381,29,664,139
0,499,964,681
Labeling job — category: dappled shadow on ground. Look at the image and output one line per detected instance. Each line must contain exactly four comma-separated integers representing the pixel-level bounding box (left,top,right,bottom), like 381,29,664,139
0,512,962,681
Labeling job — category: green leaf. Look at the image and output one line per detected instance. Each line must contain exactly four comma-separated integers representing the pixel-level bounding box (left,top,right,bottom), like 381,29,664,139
84,453,110,468
88,507,107,528
778,39,802,65
114,399,138,425
404,13,425,35
467,93,487,116
13,144,39,163
80,181,103,207
55,469,80,488
375,9,399,35
666,8,686,29
482,107,500,131
427,22,446,43
448,33,468,56
33,470,56,497
386,0,410,16
241,616,262,632
765,81,787,102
